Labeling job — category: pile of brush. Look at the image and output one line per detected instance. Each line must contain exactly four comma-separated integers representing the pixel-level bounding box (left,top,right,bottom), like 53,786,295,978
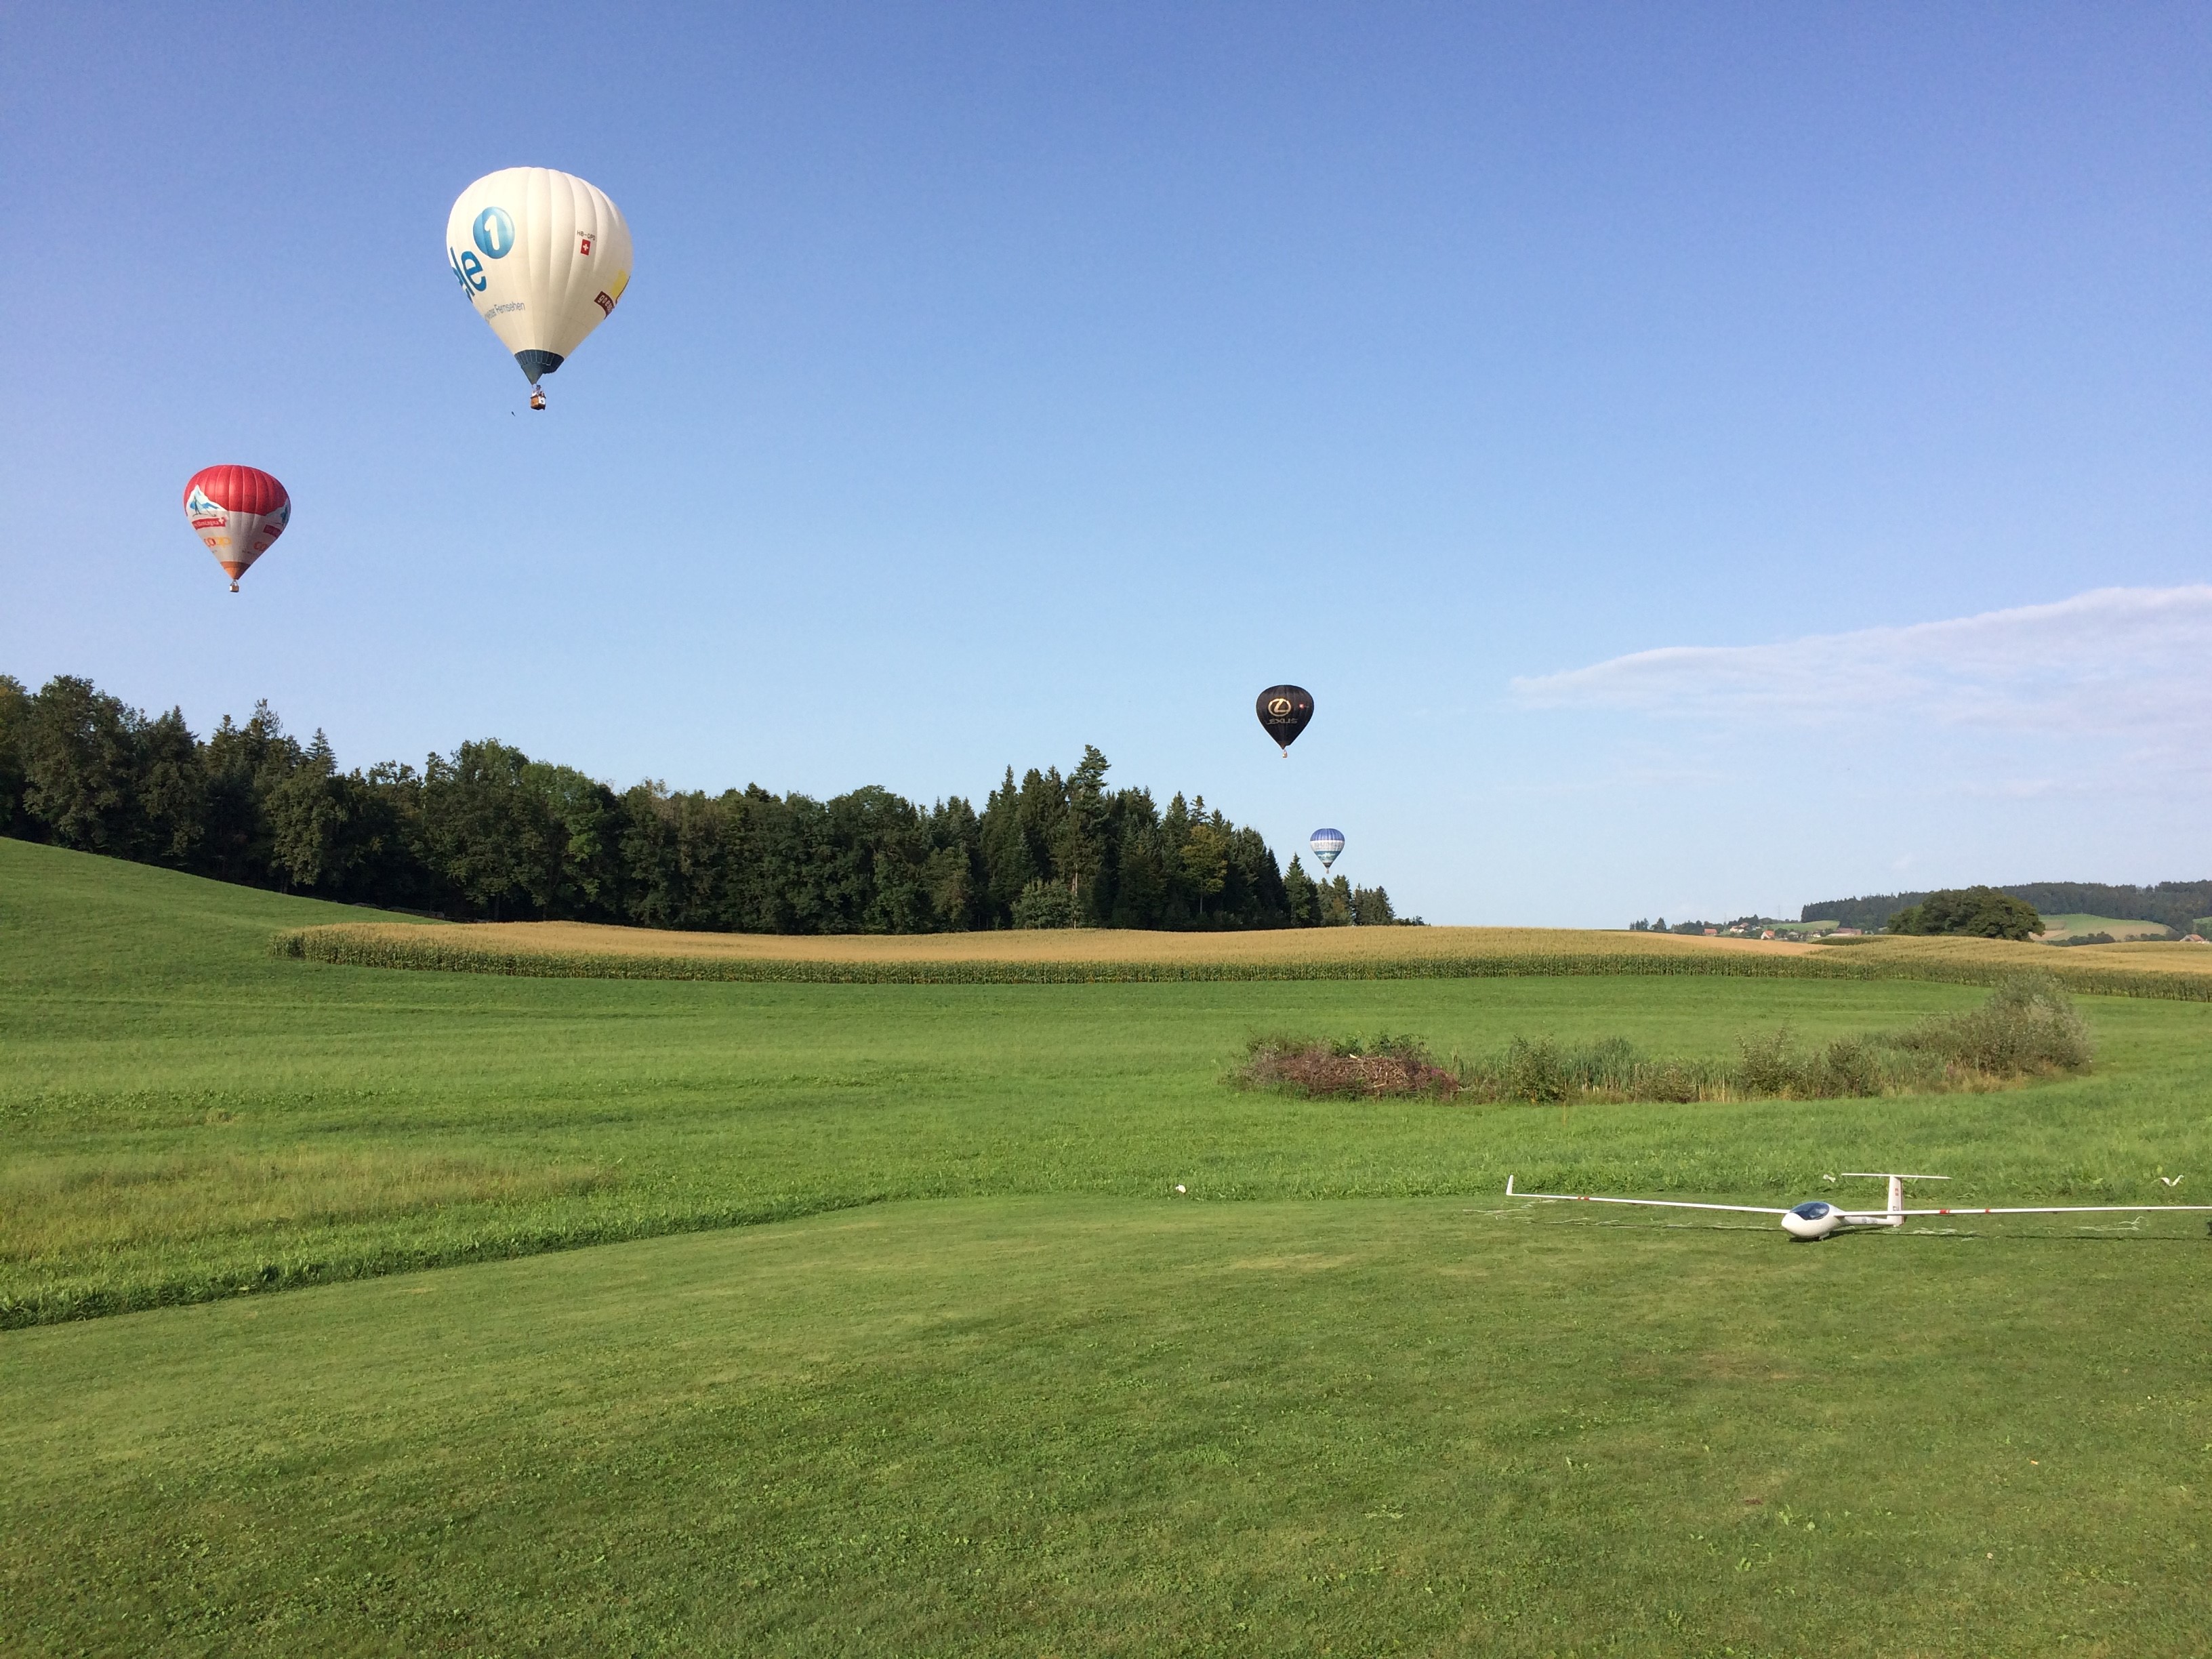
1240,1034,1462,1099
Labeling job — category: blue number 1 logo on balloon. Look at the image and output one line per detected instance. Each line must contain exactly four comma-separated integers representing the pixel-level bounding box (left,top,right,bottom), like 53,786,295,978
472,207,516,260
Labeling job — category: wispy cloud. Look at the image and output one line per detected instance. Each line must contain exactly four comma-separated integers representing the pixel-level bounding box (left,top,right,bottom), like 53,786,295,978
1511,585,2212,736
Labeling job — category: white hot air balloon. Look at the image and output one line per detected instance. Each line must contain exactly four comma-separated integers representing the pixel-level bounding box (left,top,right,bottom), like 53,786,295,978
1309,828,1345,871
447,167,632,409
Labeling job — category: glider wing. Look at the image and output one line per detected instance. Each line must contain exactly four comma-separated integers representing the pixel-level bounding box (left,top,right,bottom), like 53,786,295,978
1504,1176,1788,1215
1896,1203,2212,1217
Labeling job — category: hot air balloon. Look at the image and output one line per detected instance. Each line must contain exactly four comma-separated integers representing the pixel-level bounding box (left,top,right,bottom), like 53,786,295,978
1255,684,1314,754
182,466,291,593
447,167,632,409
1309,828,1345,871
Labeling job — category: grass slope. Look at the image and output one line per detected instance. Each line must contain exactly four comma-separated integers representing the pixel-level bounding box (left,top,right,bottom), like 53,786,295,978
9,840,2212,1327
5,1197,2210,1656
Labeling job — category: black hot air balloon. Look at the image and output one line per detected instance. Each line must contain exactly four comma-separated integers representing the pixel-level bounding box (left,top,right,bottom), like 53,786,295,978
1255,684,1314,755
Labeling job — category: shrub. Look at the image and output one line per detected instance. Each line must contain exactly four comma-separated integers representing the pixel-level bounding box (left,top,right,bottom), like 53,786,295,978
1500,1036,1570,1103
1896,972,2091,1076
1736,1028,1804,1097
1809,1034,1893,1098
1643,1061,1703,1104
1723,1028,1910,1098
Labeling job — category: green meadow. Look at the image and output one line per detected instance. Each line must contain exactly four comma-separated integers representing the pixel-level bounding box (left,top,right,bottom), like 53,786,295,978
4,836,2211,1654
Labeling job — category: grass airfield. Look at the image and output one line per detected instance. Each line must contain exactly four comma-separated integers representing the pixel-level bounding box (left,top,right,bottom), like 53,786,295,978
5,837,2211,1654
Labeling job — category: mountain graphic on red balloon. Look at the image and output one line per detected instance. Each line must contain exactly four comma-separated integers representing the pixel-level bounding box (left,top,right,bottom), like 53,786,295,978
181,466,291,593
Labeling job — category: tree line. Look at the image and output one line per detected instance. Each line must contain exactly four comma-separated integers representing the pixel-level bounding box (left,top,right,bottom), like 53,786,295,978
0,674,1403,933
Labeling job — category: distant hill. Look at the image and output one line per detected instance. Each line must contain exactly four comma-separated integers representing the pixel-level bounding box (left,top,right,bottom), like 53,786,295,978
1803,882,2212,935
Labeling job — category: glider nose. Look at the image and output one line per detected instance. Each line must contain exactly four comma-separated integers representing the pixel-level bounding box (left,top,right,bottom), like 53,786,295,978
1782,1201,1840,1240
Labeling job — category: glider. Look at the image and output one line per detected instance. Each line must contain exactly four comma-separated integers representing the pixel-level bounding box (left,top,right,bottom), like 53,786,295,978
1505,1172,2212,1240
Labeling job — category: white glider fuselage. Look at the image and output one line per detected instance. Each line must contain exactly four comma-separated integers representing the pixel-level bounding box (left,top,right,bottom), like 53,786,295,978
1781,1173,1934,1238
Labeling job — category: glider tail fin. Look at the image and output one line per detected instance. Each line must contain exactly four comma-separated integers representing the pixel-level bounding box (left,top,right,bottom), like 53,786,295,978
1840,1172,1950,1227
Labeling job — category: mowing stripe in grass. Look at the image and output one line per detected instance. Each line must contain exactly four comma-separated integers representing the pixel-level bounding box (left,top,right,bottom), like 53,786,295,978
0,1191,897,1331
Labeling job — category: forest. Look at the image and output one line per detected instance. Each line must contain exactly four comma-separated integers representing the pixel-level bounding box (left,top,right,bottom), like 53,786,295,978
0,674,1400,933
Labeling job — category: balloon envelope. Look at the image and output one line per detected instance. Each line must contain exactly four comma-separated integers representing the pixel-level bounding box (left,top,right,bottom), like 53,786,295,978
1256,684,1314,752
447,167,633,391
182,465,290,591
1309,828,1345,869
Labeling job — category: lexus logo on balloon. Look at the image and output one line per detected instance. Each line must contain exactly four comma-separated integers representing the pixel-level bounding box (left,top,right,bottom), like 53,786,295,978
1255,685,1314,755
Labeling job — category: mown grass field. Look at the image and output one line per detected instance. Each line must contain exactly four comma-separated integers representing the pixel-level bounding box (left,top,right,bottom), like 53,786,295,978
5,836,2211,1655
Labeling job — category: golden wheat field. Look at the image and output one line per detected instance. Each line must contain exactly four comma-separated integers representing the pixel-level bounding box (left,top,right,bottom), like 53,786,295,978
277,918,2212,992
304,920,1817,964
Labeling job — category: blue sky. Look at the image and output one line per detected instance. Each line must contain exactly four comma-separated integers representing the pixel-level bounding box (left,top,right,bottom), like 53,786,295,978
4,3,2208,924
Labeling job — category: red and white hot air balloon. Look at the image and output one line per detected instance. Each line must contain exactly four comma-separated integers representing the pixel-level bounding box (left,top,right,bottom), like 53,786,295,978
182,465,291,593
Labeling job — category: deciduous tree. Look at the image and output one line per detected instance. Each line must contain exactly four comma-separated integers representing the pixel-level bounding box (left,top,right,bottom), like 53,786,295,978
1887,887,2042,941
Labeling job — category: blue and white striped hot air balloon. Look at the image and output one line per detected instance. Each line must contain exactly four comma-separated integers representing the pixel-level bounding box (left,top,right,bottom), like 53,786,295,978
1309,828,1345,871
